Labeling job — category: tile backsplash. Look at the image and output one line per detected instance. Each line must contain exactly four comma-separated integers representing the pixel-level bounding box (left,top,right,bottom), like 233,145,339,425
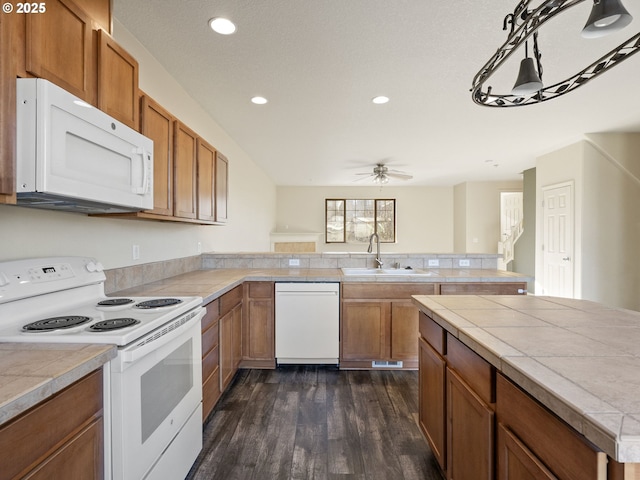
105,252,500,294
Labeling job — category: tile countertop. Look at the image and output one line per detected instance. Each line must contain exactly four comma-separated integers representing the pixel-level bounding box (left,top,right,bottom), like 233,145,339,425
0,343,116,426
412,294,640,463
113,268,531,304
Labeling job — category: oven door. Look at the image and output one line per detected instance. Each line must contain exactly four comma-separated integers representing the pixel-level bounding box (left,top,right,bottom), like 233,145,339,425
110,308,204,480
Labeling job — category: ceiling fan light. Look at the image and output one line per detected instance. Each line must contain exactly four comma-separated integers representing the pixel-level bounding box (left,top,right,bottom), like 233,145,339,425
581,0,632,38
512,57,543,95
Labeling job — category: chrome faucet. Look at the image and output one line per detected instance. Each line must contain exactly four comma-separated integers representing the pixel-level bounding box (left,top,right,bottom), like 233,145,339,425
367,233,383,268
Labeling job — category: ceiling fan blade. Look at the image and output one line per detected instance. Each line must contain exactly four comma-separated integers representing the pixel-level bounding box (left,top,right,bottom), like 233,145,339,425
387,172,413,180
353,174,375,182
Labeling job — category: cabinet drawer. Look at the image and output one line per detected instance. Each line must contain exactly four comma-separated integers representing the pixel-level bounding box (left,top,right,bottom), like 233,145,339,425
446,335,494,405
496,374,605,480
202,344,220,382
246,282,273,299
202,322,219,357
439,282,526,295
342,283,436,300
419,311,445,355
220,285,243,316
0,370,103,480
201,299,219,332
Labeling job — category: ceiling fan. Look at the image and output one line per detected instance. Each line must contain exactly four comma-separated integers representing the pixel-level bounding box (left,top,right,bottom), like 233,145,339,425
355,163,413,184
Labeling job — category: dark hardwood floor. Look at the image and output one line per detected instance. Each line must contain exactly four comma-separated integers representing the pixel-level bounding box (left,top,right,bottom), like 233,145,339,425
186,366,443,480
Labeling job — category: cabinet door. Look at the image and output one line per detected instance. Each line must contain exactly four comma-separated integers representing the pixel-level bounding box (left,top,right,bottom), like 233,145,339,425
0,13,15,198
390,301,419,360
341,301,390,360
215,152,228,223
219,310,233,391
140,95,173,216
24,418,103,480
26,0,95,102
232,303,242,371
173,121,198,219
419,336,446,472
97,30,139,129
197,139,216,222
243,283,274,364
447,367,494,480
497,423,557,480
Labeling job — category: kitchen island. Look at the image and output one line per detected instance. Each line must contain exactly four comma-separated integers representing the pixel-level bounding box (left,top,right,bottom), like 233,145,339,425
413,294,640,479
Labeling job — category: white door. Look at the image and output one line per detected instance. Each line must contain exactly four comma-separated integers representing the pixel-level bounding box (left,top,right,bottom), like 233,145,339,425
542,183,574,297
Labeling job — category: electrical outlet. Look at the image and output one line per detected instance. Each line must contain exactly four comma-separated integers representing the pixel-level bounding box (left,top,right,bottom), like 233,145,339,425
132,244,140,260
459,259,470,267
428,259,440,267
289,258,300,266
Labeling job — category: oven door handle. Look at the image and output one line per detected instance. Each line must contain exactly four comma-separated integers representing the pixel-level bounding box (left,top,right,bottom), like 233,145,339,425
121,308,205,364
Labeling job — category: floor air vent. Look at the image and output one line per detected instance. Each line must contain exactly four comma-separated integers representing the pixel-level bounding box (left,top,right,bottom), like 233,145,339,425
372,360,403,368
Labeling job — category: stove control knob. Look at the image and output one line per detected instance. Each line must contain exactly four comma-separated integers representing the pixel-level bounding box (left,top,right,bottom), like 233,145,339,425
95,262,104,272
86,261,98,272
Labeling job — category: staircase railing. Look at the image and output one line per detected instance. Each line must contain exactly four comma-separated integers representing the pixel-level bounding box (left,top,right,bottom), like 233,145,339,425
499,219,524,266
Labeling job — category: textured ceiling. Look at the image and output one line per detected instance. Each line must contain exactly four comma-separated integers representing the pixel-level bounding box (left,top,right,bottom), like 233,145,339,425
113,0,640,186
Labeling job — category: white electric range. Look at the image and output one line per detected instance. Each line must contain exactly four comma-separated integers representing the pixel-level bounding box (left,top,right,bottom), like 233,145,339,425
0,256,205,480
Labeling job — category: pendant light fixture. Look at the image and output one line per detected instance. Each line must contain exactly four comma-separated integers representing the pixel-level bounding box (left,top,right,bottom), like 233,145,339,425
512,34,543,95
471,0,639,107
582,0,633,38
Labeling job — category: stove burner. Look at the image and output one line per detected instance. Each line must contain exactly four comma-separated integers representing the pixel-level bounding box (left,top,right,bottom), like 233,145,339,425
135,298,183,309
89,318,140,331
97,298,134,307
23,316,92,332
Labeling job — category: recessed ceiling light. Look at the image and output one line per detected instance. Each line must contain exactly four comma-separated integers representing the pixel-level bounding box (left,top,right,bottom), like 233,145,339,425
372,96,390,104
209,17,236,35
251,96,268,105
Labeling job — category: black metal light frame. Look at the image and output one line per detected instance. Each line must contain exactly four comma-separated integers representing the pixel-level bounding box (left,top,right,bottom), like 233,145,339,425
471,0,640,107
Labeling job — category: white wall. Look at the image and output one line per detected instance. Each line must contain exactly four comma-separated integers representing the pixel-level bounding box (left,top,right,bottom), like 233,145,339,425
454,180,524,254
0,21,276,268
275,186,454,253
535,134,640,311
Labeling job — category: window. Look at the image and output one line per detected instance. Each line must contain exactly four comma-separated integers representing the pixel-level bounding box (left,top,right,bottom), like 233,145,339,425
325,199,396,243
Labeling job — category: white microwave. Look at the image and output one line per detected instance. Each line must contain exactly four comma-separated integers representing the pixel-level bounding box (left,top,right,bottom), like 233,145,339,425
16,78,153,213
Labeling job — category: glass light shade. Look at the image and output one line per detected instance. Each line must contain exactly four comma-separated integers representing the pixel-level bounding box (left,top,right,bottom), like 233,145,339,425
512,57,543,95
582,0,632,38
251,96,268,104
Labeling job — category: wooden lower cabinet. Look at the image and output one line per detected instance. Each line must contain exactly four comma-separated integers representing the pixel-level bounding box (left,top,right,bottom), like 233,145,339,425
340,283,435,369
496,373,606,480
447,366,494,480
241,282,275,368
418,336,446,471
219,285,243,391
0,369,104,479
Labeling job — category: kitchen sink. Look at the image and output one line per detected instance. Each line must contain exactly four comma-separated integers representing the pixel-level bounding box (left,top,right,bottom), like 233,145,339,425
341,268,438,276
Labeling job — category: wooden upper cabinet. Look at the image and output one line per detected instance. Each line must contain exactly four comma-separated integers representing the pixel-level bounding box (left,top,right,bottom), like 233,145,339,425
26,0,96,103
197,139,216,222
75,0,111,32
97,30,139,129
173,121,198,219
215,152,228,223
140,95,174,216
0,13,16,199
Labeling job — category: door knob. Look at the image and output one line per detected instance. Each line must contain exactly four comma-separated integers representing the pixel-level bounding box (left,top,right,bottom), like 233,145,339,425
562,256,571,261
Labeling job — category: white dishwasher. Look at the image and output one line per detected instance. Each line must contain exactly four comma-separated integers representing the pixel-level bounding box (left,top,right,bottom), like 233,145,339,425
275,282,340,364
